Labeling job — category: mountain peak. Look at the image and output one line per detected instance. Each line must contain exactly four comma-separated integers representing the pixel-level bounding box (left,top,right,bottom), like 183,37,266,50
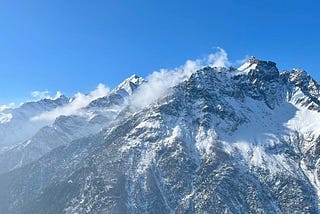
129,73,139,79
118,74,143,86
53,93,68,100
248,55,258,63
87,74,146,109
238,57,258,73
114,74,145,96
237,56,279,81
239,56,277,71
287,68,315,89
248,56,276,65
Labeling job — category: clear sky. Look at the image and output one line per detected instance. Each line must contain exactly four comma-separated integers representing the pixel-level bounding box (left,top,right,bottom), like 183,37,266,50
0,0,319,105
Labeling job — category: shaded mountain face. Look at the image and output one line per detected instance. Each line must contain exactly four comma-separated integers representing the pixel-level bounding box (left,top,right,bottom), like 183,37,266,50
1,58,320,213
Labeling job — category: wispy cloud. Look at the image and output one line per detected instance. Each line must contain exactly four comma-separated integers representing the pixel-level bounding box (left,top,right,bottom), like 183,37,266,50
207,47,231,67
129,48,234,109
234,55,250,67
32,83,110,121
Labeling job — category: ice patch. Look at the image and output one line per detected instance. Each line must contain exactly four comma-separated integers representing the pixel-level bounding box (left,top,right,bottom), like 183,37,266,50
238,61,257,73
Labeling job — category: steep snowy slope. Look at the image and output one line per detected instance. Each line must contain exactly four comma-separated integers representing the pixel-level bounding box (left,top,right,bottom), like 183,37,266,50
0,58,320,213
0,75,145,174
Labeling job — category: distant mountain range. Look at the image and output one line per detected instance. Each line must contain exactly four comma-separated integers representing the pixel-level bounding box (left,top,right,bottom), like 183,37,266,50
0,57,320,213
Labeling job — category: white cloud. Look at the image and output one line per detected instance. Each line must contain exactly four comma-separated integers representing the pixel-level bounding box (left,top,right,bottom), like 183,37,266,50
0,103,15,111
129,48,234,110
53,91,63,99
234,55,250,67
31,90,50,99
32,83,110,121
207,47,231,67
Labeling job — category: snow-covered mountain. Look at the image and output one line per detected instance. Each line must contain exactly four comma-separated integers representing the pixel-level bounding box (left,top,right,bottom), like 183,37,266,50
0,75,145,174
0,95,69,150
1,57,320,213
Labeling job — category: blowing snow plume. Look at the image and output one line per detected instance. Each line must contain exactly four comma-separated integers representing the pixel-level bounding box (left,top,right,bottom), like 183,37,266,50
129,48,231,109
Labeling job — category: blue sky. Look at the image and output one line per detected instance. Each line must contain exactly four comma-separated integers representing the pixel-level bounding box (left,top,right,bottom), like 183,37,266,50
0,0,319,105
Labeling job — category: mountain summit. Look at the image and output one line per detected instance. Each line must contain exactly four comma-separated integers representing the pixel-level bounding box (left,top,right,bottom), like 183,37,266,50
0,59,320,213
238,56,279,80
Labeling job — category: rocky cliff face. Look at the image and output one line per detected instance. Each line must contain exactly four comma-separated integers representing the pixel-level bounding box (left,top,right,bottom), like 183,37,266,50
0,58,320,213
